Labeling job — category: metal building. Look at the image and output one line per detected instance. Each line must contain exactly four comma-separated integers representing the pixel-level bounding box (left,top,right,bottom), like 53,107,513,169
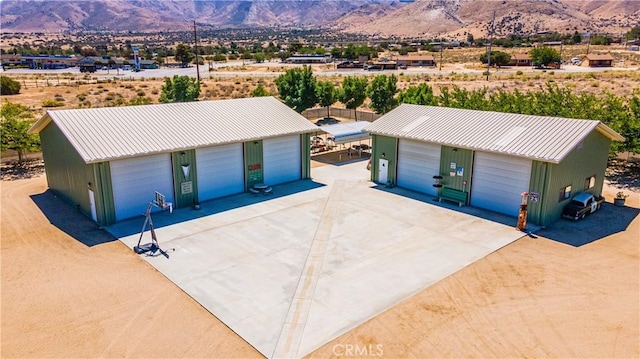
29,97,319,225
365,104,624,226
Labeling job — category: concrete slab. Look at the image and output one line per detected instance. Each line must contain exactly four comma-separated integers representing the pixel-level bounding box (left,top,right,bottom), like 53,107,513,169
108,160,526,358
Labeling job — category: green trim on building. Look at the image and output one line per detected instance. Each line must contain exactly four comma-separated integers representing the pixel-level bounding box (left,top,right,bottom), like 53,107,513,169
526,161,549,226
535,131,611,226
301,134,311,179
438,146,473,203
371,135,398,184
172,149,198,208
244,140,264,189
92,162,115,226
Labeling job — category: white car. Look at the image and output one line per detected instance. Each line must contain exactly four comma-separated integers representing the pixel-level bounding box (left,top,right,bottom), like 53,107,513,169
570,57,581,65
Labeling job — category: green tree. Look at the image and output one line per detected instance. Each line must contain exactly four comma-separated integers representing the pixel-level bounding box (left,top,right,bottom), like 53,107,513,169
337,76,368,120
530,47,561,67
479,50,511,68
590,34,612,45
330,47,343,59
213,53,227,62
0,76,21,95
571,31,582,44
343,44,357,60
275,65,317,113
253,53,265,63
366,74,398,114
626,26,640,41
0,102,40,162
159,75,200,103
252,83,270,97
398,83,438,106
315,80,336,118
174,43,195,66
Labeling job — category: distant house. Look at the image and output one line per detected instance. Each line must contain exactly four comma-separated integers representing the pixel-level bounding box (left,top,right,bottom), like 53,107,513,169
582,54,614,67
507,53,531,67
0,54,76,69
396,55,436,67
284,54,332,64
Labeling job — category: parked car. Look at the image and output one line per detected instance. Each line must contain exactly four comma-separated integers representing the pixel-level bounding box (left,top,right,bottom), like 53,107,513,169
562,192,605,220
364,64,382,71
336,61,361,69
570,57,581,65
315,117,339,126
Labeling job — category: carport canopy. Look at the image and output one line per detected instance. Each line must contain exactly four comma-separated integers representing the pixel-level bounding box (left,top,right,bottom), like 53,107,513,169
317,122,370,145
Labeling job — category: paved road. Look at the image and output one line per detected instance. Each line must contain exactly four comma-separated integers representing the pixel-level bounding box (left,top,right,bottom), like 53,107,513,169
2,61,637,80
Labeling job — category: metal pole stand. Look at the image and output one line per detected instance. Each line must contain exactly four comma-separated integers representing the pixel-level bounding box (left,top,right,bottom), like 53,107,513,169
134,201,170,258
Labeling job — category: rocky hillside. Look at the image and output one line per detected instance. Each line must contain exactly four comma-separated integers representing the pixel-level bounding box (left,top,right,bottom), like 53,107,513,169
0,0,404,32
1,0,638,38
336,0,640,38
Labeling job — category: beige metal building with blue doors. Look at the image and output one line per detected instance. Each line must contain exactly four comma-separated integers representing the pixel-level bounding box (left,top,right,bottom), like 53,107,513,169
29,97,319,226
365,104,624,227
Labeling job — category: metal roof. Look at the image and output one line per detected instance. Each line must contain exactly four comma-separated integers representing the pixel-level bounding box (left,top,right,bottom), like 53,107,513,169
30,97,319,164
364,104,624,164
317,122,371,145
585,54,615,60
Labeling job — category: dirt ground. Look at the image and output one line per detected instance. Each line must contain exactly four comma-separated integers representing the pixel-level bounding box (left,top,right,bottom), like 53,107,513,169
1,165,638,358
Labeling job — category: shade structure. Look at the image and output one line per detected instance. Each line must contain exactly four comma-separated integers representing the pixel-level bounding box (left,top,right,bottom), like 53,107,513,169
317,122,371,145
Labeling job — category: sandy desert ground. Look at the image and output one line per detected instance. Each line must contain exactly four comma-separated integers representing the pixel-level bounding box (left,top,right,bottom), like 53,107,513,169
1,157,638,358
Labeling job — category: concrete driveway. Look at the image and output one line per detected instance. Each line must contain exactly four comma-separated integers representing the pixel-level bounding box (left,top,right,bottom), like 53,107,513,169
109,160,526,358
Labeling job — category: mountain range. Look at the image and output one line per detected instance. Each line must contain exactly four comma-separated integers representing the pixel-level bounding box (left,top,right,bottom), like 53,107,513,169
1,0,638,39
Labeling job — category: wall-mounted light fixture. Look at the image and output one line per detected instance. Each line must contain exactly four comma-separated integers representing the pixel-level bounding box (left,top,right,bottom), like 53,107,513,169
381,152,386,158
254,141,259,145
452,148,458,152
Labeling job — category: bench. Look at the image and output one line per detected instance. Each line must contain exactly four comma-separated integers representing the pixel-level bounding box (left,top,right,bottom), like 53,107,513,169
439,187,468,207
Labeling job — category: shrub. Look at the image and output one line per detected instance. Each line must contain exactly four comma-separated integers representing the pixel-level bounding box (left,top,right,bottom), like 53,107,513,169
42,99,64,107
136,90,146,97
0,76,21,95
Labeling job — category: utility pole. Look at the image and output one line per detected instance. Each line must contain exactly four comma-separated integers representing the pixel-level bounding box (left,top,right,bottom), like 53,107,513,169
439,39,443,71
559,41,563,69
486,11,496,81
193,20,201,84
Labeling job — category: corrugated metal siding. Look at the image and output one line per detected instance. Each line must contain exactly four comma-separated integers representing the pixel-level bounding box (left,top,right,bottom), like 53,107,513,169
439,146,472,194
540,131,611,225
36,97,318,164
172,149,198,208
40,123,94,219
527,161,549,226
371,135,398,184
365,104,619,164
